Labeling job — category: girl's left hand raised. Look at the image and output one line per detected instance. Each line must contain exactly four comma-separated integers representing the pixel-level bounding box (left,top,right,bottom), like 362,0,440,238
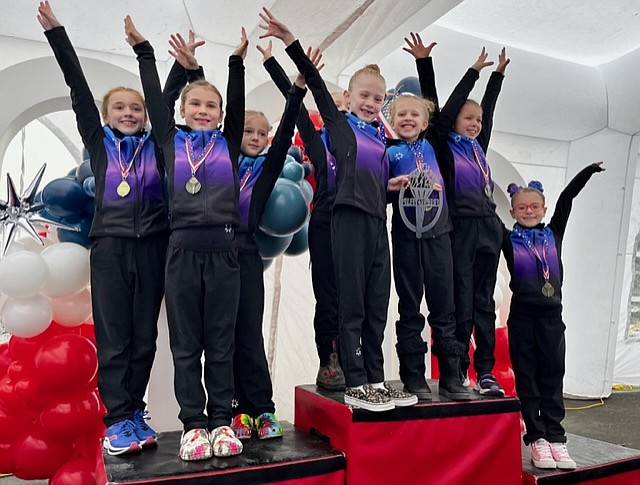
232,27,249,59
124,16,146,46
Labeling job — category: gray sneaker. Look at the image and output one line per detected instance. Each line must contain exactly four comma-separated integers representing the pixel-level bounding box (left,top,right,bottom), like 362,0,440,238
376,382,418,407
344,384,395,412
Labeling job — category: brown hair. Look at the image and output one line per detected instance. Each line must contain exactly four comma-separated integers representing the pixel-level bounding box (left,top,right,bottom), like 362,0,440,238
244,110,272,132
389,93,436,121
507,183,546,207
101,87,146,122
180,80,223,110
348,64,386,92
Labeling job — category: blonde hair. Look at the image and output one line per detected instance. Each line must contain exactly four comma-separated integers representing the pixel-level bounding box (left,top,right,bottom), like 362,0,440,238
244,110,272,132
389,93,435,121
101,87,146,121
180,80,223,110
348,64,386,92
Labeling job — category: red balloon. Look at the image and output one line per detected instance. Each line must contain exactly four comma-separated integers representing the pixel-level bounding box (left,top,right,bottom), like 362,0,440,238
35,334,97,393
50,458,95,485
494,366,516,397
308,110,323,130
0,341,10,378
494,326,512,368
0,405,33,442
0,441,15,475
40,391,101,439
78,323,96,346
12,429,73,480
0,376,23,411
14,373,56,411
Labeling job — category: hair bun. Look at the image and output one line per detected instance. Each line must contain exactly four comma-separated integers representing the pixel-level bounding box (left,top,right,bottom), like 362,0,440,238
507,183,520,198
528,180,544,193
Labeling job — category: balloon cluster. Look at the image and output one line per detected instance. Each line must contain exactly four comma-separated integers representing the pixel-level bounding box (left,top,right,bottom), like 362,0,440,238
0,242,101,482
40,159,95,248
256,146,313,269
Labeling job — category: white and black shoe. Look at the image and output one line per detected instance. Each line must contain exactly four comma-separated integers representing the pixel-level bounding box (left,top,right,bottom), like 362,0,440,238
344,384,395,412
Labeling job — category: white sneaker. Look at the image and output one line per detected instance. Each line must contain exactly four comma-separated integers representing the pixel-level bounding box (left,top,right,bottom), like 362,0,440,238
530,438,556,469
375,382,418,407
179,428,212,461
344,384,395,412
549,442,577,470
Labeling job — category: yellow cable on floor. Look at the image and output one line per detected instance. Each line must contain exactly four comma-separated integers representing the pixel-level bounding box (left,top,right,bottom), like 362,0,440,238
612,384,637,391
566,399,605,411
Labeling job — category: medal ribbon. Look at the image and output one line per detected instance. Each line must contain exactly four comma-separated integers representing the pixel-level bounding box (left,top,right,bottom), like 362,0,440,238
239,165,253,192
514,227,551,282
471,142,490,187
117,138,144,181
186,133,217,178
408,140,424,173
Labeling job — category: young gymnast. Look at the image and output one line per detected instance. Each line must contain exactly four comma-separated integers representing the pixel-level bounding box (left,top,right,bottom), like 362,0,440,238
503,162,604,470
259,7,416,411
125,16,246,460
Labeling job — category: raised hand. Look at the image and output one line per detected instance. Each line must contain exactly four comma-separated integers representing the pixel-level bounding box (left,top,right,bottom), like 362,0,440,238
232,27,249,59
496,47,510,74
124,15,146,47
168,31,203,70
594,161,606,171
402,32,436,59
258,7,295,46
471,47,494,72
37,1,61,31
307,46,325,72
256,40,273,63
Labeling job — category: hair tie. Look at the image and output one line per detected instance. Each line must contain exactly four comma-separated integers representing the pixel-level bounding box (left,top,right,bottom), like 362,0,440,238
528,180,544,193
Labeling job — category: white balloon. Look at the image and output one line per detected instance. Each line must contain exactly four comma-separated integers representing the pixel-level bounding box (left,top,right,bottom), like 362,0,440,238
5,240,27,255
1,295,52,338
17,236,55,254
494,285,504,309
51,288,92,327
40,243,90,297
0,250,49,298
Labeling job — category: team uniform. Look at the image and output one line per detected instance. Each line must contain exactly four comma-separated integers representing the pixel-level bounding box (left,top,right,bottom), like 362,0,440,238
263,56,343,389
135,40,244,459
502,164,602,468
45,26,176,454
231,83,306,439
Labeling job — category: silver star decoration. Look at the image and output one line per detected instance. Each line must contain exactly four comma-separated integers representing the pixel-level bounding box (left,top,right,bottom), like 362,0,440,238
355,347,362,357
0,164,79,257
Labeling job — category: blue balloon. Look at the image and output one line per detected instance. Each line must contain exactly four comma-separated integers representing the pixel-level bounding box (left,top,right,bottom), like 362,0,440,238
262,258,273,271
83,177,96,198
285,222,309,256
76,159,94,184
42,176,90,219
67,167,78,177
57,214,93,248
302,162,313,177
395,76,421,96
300,179,314,204
281,162,305,183
255,230,293,259
259,179,309,237
287,146,303,163
283,154,297,165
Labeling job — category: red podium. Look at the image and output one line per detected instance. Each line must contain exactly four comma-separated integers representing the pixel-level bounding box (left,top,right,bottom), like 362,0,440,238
295,381,523,485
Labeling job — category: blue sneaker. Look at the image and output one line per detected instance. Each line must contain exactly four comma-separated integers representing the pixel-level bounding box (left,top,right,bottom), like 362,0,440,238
103,419,141,456
133,409,157,447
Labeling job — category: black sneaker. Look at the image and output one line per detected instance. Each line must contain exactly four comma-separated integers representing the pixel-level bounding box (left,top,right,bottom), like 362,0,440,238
474,374,505,397
376,382,418,407
344,384,395,412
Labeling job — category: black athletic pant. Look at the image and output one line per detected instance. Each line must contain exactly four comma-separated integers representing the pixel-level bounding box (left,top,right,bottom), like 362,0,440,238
332,206,390,388
308,210,339,365
392,230,457,386
451,216,502,377
91,233,168,427
165,236,240,431
232,249,275,416
508,310,567,445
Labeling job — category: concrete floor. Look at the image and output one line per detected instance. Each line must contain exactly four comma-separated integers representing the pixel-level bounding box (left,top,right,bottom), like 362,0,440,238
1,390,638,484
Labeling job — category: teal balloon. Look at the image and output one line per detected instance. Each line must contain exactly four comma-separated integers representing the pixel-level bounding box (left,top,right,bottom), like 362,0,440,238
256,230,293,259
283,154,297,165
57,214,92,248
259,178,309,237
287,146,303,163
281,162,304,183
300,179,314,204
302,162,313,177
262,258,273,271
285,222,309,256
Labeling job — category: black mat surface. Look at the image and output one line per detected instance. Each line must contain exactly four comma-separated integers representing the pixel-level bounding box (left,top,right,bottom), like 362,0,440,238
521,433,640,484
102,422,344,484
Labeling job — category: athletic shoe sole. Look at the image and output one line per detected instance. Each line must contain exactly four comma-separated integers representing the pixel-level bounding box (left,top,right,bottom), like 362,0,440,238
103,438,142,456
344,395,395,412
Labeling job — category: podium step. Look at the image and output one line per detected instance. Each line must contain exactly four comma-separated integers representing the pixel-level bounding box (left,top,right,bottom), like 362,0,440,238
97,421,345,484
295,381,523,485
522,433,640,484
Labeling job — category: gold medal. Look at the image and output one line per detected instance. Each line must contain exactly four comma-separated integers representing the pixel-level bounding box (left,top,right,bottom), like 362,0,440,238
186,176,201,195
542,281,555,298
484,184,492,198
117,180,130,198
